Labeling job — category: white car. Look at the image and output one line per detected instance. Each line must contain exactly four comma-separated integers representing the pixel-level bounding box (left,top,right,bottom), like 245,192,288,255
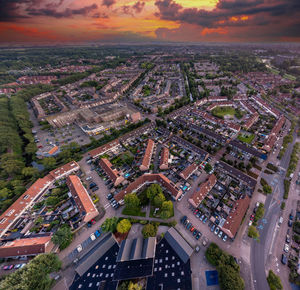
284,243,289,253
77,244,83,253
248,220,253,226
90,233,96,241
86,176,92,181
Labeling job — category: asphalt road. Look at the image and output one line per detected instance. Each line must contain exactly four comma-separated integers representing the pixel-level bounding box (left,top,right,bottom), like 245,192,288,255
251,126,298,290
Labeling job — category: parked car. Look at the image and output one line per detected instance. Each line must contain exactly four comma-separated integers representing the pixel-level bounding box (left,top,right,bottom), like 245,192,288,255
187,223,192,230
90,233,96,241
180,216,187,223
89,182,97,189
77,244,83,253
95,230,101,238
196,233,201,240
193,230,198,236
218,231,223,238
281,254,287,265
286,235,290,243
211,224,216,232
214,227,220,235
284,243,289,253
86,176,92,181
107,193,113,200
200,215,205,221
223,235,228,242
91,186,99,192
190,227,195,232
288,220,293,227
14,264,22,269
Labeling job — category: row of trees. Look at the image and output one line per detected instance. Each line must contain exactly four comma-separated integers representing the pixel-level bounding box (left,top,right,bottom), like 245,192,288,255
101,217,132,234
205,243,245,290
0,253,61,290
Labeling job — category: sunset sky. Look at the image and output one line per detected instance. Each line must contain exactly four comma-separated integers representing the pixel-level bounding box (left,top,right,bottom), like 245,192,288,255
0,0,299,43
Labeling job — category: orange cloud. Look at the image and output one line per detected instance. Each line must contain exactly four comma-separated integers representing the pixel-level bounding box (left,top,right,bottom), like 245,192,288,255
201,27,228,36
0,23,60,40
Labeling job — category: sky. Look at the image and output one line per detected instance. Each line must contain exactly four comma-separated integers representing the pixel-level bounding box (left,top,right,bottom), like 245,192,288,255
0,0,299,44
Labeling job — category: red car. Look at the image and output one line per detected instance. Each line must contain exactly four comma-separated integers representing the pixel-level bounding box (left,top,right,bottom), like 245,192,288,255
250,214,255,221
91,219,96,225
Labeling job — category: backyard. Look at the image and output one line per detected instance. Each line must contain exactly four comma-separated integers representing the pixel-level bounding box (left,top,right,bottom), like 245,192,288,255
211,106,236,118
237,133,255,144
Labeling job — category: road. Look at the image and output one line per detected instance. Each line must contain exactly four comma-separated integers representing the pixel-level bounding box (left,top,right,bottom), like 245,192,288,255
251,121,298,290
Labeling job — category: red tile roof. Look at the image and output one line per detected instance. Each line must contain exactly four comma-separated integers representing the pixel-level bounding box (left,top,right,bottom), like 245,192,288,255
0,236,53,258
99,158,124,186
49,161,80,180
140,139,154,171
114,173,182,202
222,195,250,239
263,115,285,152
159,147,169,170
188,174,217,208
66,175,99,223
0,174,54,238
88,140,120,159
180,163,198,180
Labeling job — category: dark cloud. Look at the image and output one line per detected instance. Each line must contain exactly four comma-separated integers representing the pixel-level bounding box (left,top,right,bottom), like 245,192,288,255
0,0,31,21
155,0,300,28
27,4,98,18
122,1,145,15
102,0,115,8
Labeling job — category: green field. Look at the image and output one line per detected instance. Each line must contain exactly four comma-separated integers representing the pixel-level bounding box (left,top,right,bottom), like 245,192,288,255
238,133,255,144
211,106,236,118
283,73,296,81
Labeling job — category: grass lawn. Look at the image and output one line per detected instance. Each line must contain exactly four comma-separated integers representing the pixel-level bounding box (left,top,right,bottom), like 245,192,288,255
211,106,236,118
122,207,146,217
238,133,255,144
283,73,296,81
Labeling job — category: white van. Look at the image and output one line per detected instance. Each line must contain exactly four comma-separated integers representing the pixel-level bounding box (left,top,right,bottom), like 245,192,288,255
77,244,83,252
90,233,96,241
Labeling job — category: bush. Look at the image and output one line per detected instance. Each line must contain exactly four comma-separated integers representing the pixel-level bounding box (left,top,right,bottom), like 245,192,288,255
281,202,285,210
266,163,278,172
117,219,132,234
267,270,283,290
283,179,290,199
248,225,260,239
142,223,158,238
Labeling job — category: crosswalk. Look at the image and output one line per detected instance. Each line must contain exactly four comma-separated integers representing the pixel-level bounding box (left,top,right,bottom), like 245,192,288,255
104,203,111,210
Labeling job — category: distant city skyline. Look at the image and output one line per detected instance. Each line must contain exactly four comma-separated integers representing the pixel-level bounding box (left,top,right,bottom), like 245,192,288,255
0,0,299,43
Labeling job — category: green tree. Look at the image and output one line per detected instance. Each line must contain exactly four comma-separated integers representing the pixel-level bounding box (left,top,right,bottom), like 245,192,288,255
267,270,283,290
248,225,260,239
51,225,73,250
101,217,118,233
204,163,213,173
124,193,140,210
42,157,56,170
0,253,61,290
142,223,157,238
22,167,39,178
263,184,272,194
117,219,132,234
219,265,245,290
153,193,165,208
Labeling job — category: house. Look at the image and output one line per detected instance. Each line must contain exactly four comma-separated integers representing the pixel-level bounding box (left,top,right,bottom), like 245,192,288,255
263,115,286,152
180,163,198,180
114,173,183,203
159,147,169,170
0,175,55,238
130,112,142,123
0,236,54,258
221,195,250,239
99,158,124,186
66,175,99,223
49,161,80,180
140,139,155,171
188,174,217,208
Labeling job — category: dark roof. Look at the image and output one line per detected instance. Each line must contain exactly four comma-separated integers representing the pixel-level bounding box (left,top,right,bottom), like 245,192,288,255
229,139,267,160
75,234,116,277
217,161,257,188
113,258,154,281
116,237,156,262
164,228,193,264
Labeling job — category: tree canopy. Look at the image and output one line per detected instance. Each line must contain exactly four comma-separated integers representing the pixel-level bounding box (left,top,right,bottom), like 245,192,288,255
117,219,132,234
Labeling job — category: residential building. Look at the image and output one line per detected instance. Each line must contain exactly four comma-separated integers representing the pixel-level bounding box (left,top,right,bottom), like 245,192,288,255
99,158,124,186
180,163,198,180
188,174,217,208
140,139,155,171
66,175,99,223
159,147,169,170
49,161,80,180
0,236,54,258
